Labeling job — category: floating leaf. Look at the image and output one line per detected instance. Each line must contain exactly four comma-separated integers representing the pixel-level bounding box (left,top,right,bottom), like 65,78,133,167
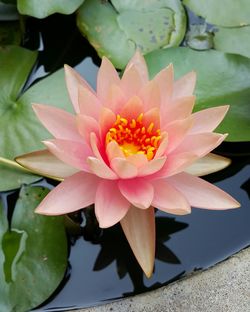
0,185,68,312
146,47,250,142
214,26,250,59
17,0,84,19
183,0,250,27
0,21,21,45
0,45,72,190
77,0,186,69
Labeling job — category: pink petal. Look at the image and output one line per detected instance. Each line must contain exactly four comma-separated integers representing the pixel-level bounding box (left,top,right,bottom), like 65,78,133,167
152,179,191,215
120,64,144,100
126,154,148,167
189,105,229,134
97,56,120,101
153,64,173,103
99,107,116,140
120,205,155,278
78,84,101,120
104,84,125,113
155,135,168,158
76,114,99,146
35,172,99,215
95,180,130,228
15,149,78,180
138,156,166,176
173,71,196,98
120,96,144,120
124,50,149,84
138,80,161,111
163,117,193,153
143,107,160,129
185,153,231,176
32,104,82,142
87,157,117,180
106,141,125,162
111,158,138,179
64,65,95,113
118,179,154,209
161,96,195,125
155,152,198,178
173,133,227,158
168,172,240,209
89,132,107,163
43,139,91,171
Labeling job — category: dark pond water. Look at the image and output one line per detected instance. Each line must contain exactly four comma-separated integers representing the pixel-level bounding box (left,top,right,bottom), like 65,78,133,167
3,12,250,312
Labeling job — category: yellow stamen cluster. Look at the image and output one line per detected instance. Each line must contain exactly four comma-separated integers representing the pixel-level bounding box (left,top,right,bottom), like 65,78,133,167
106,113,161,160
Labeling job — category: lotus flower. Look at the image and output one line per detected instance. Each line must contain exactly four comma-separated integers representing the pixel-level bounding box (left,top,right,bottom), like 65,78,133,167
16,51,240,277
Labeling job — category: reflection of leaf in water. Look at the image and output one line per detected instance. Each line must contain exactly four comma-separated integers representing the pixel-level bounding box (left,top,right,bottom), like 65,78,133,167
91,216,187,292
241,178,250,200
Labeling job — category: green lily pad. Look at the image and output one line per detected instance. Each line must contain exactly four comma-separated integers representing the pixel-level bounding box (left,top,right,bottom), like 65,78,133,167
183,0,250,27
0,21,21,45
17,0,84,19
0,185,68,311
145,47,250,142
77,0,186,69
0,45,72,191
214,26,250,59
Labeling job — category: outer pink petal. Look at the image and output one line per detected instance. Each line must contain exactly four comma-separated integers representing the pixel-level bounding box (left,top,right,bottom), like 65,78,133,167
124,50,149,84
173,71,196,98
120,205,155,278
78,85,101,120
104,84,125,113
35,172,99,215
120,64,144,100
189,105,229,134
95,180,130,228
97,56,120,101
173,133,227,158
168,172,240,209
43,139,91,171
155,152,197,178
87,157,117,180
76,115,99,146
106,141,125,162
15,149,78,180
163,117,193,153
119,179,154,209
138,156,166,177
120,96,144,120
161,96,195,125
152,179,191,215
111,158,138,179
138,80,161,111
153,64,173,103
64,65,95,113
32,104,82,142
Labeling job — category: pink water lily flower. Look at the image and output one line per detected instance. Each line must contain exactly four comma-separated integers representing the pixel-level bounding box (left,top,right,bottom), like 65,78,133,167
16,51,240,277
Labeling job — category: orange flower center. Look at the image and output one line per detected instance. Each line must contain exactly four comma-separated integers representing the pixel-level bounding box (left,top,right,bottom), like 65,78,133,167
106,113,161,160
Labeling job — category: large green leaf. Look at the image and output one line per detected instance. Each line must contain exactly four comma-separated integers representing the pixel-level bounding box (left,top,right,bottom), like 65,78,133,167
183,0,250,27
0,46,72,190
145,47,250,142
214,26,250,59
77,0,186,69
0,185,68,311
17,0,84,19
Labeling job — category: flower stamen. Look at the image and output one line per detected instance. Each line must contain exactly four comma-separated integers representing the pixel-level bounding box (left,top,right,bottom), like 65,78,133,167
106,113,161,160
